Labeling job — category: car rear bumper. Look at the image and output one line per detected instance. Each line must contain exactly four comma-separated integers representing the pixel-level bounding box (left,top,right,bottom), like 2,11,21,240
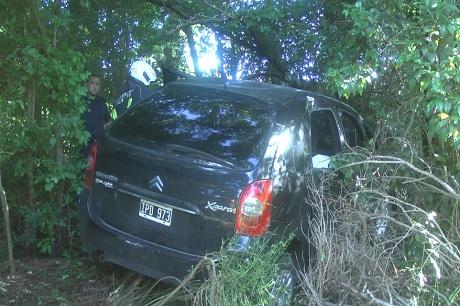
78,189,203,285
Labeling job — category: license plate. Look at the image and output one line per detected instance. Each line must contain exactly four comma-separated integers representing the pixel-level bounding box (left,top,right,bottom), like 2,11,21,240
139,199,173,226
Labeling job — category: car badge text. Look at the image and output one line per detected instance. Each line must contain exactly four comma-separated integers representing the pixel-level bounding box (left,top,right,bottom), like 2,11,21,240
205,201,236,214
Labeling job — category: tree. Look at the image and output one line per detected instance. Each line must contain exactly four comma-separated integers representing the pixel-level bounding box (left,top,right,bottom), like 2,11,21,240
149,0,326,87
322,0,460,154
0,0,88,253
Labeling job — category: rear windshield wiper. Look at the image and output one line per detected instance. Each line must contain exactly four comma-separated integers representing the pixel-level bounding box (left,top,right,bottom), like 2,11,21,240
164,144,236,168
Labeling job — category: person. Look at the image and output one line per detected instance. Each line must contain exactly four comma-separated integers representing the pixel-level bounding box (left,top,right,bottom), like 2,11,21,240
111,60,157,119
81,74,111,156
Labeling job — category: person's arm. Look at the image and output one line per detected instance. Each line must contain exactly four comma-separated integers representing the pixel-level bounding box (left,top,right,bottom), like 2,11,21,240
103,101,111,127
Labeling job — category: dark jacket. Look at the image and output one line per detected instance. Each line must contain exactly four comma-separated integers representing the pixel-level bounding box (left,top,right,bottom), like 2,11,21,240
82,95,110,156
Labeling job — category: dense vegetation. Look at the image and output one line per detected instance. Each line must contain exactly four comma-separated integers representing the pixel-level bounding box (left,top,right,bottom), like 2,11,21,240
1,0,459,304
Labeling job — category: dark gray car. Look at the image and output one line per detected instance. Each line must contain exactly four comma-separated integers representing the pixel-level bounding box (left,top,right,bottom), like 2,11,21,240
79,78,371,298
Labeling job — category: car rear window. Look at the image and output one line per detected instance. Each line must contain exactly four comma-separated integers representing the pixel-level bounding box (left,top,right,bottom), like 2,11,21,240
108,88,274,169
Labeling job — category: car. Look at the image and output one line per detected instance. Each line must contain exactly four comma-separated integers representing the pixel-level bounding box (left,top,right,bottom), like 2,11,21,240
78,77,372,301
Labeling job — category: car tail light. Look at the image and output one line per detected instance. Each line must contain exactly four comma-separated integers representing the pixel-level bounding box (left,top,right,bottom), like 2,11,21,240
84,142,98,189
235,180,273,236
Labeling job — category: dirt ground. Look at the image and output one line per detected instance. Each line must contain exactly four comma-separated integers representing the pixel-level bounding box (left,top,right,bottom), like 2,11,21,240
0,253,127,306
0,246,186,306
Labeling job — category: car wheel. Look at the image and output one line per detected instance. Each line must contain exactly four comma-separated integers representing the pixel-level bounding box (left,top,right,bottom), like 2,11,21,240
370,198,390,240
269,254,296,306
359,194,391,242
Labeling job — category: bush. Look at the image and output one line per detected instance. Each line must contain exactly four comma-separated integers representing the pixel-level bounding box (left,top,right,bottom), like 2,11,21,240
298,143,460,305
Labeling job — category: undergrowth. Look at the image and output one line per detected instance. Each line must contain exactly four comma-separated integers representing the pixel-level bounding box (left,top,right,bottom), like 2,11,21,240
298,142,460,305
189,236,290,306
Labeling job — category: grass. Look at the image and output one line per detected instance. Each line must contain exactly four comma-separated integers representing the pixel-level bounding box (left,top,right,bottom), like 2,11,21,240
106,236,291,306
189,236,290,306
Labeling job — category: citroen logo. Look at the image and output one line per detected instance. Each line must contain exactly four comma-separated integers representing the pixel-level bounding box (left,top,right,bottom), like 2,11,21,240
148,175,164,192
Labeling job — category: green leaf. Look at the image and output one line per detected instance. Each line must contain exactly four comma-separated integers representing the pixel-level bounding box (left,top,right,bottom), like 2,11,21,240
431,77,443,93
427,51,436,64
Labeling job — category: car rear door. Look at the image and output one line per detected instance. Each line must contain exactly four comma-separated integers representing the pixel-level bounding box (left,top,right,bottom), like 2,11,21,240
337,109,368,149
310,108,342,169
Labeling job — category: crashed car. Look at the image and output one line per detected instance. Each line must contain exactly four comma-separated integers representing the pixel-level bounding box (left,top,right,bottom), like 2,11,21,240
79,77,372,301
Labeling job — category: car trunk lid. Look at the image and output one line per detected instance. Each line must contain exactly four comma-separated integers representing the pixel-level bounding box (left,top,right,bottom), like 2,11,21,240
90,139,256,255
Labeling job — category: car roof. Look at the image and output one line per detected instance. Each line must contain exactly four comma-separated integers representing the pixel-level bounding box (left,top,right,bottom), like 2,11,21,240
165,78,360,115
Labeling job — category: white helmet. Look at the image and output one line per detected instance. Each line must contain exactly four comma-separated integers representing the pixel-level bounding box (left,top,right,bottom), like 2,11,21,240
130,60,157,85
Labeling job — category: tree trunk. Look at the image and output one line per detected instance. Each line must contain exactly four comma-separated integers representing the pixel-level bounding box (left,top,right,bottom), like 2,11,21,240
26,78,37,241
227,39,240,81
216,34,226,81
53,124,65,254
184,26,201,77
0,170,15,274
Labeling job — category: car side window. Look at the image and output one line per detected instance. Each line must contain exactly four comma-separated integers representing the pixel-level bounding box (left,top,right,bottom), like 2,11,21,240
339,111,365,147
310,110,341,168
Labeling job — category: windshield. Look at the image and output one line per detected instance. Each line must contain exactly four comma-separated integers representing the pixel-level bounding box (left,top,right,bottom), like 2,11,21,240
108,88,274,169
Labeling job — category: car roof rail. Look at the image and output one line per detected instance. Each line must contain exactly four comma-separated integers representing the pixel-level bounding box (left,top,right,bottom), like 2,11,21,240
160,66,228,87
160,66,195,84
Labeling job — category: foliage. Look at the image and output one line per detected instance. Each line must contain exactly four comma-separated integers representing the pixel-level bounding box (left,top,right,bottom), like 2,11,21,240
323,0,460,151
0,1,88,254
149,0,327,88
319,5,460,301
67,0,186,101
192,237,290,306
0,0,189,256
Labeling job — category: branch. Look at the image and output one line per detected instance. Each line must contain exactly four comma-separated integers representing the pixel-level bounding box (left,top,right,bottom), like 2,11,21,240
200,0,233,19
338,282,398,306
337,156,460,201
154,257,215,306
165,18,226,35
148,0,191,19
148,0,294,86
361,190,460,265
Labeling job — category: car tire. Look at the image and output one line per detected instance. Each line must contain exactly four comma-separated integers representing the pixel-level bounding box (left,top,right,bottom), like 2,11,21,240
363,195,391,242
269,254,296,306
